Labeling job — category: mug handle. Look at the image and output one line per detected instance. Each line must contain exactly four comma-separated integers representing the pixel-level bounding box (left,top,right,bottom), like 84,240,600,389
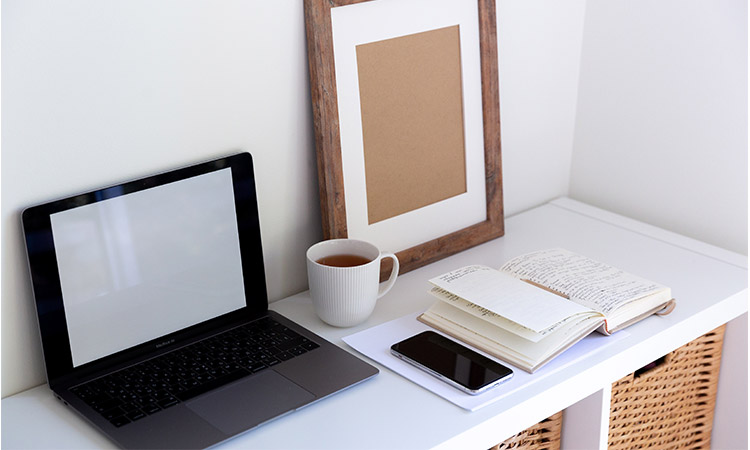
377,253,399,299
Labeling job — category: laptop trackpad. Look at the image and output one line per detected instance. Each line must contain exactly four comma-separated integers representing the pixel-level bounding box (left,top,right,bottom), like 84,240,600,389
186,370,316,435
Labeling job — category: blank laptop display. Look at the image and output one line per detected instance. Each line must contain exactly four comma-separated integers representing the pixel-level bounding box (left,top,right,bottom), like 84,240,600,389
51,168,245,367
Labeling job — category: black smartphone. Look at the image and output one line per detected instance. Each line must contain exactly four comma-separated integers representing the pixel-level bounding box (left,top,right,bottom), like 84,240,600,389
390,331,513,395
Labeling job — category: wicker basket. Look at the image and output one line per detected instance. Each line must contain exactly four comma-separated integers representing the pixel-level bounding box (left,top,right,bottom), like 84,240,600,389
608,325,726,450
490,411,562,450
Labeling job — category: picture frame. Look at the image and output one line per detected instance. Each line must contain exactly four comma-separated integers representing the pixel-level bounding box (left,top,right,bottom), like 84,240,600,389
304,0,504,277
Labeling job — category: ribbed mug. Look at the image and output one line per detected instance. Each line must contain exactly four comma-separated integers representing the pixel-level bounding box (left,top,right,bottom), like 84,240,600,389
306,239,399,327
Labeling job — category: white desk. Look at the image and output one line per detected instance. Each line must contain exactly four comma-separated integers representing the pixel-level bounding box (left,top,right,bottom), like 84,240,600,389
3,198,747,449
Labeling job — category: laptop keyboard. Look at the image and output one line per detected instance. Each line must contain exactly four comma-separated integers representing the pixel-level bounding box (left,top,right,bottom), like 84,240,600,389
70,316,319,427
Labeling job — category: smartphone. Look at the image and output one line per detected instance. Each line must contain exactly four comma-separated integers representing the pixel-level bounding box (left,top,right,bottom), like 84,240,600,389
390,331,513,395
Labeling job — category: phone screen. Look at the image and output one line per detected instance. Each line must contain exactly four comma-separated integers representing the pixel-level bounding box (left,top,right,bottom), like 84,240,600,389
391,331,513,394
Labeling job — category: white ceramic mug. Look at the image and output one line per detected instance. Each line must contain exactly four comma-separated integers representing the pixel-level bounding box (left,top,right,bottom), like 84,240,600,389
306,239,399,327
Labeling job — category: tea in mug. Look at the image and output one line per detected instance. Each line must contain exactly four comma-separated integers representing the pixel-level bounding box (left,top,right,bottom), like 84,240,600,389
316,254,372,268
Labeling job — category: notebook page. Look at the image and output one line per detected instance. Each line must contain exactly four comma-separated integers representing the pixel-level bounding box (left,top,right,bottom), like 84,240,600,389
429,266,592,333
500,249,667,315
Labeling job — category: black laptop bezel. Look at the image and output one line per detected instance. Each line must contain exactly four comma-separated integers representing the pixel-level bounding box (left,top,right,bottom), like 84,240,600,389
22,152,269,388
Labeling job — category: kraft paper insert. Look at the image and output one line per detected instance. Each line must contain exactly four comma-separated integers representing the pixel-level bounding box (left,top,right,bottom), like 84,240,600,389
356,25,467,225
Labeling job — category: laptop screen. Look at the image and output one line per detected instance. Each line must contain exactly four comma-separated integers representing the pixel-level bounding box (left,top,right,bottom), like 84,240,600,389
50,168,246,367
23,153,268,384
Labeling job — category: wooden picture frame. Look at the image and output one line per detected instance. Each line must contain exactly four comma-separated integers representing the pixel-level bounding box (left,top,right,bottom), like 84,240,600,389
304,0,503,277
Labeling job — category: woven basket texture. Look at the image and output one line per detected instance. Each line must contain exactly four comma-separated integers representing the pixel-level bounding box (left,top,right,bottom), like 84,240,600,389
608,325,726,450
490,411,562,450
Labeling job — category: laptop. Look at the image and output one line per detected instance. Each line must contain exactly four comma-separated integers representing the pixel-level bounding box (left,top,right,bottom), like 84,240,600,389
22,152,379,449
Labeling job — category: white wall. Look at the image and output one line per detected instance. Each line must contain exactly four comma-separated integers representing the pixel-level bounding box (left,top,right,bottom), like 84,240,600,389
497,0,586,214
1,0,584,397
570,0,748,255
